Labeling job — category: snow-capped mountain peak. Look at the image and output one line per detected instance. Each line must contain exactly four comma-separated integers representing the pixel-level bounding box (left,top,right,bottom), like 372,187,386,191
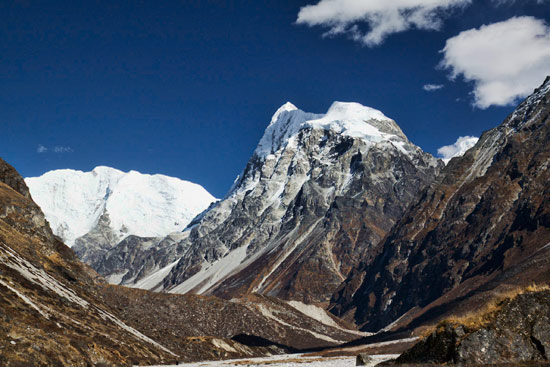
270,101,299,124
322,101,390,123
25,167,216,247
255,101,405,159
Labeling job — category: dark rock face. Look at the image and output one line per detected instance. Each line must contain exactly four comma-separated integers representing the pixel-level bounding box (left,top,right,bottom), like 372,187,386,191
72,210,121,266
0,158,31,198
330,77,550,332
397,290,550,365
396,324,466,364
103,103,442,304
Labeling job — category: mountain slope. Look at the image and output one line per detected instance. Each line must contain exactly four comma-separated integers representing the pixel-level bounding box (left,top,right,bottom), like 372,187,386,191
0,158,177,366
25,167,216,266
330,77,550,332
107,101,442,304
1,157,369,365
98,286,369,356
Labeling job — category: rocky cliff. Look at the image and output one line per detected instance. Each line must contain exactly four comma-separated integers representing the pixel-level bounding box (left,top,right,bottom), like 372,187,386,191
330,77,550,332
102,101,442,304
394,289,550,365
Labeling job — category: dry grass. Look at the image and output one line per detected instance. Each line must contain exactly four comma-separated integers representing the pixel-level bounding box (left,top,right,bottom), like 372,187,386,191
422,283,550,336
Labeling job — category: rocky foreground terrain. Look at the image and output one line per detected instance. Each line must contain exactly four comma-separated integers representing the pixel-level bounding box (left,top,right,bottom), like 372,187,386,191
98,285,366,358
392,288,550,365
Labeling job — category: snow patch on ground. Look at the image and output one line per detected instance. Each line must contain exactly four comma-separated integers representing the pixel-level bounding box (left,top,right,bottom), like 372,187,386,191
256,304,345,344
211,339,238,353
286,301,370,337
169,245,249,295
107,271,128,285
143,353,399,367
129,259,180,291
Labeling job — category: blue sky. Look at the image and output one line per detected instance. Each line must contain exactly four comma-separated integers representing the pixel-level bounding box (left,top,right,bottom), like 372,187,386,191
1,0,550,197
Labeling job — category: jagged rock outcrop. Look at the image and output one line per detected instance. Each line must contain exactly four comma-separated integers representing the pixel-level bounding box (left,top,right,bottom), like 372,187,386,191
330,77,550,331
107,101,442,303
0,158,31,198
394,290,550,365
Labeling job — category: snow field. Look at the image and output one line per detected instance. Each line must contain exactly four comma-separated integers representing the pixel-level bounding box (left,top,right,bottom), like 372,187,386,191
143,353,399,367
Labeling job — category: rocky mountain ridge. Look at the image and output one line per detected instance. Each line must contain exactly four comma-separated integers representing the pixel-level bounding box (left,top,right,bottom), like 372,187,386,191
330,76,550,332
97,101,442,304
393,289,550,365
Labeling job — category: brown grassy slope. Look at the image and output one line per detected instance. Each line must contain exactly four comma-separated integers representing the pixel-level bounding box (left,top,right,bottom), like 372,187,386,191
99,285,366,355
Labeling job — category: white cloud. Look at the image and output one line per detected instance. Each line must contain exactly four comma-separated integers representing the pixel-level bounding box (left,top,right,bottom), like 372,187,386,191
53,146,73,153
423,84,444,91
37,144,48,153
437,135,479,164
296,0,472,46
440,16,550,109
37,144,73,154
492,0,548,4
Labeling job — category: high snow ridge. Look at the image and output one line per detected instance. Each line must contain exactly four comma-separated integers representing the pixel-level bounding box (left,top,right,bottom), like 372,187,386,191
25,167,217,247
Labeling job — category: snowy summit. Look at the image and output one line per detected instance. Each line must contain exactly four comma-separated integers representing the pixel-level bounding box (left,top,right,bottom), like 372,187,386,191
25,167,217,247
254,101,404,158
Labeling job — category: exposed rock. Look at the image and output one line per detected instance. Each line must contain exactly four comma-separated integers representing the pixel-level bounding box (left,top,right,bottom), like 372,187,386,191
330,77,550,332
356,353,373,365
0,158,31,198
395,290,550,365
72,210,121,266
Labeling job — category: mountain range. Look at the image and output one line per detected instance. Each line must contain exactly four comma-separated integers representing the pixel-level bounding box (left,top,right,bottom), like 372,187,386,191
38,101,444,304
0,158,369,366
8,76,550,365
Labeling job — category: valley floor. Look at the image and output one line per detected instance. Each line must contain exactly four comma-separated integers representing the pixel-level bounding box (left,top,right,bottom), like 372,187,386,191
143,354,398,367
